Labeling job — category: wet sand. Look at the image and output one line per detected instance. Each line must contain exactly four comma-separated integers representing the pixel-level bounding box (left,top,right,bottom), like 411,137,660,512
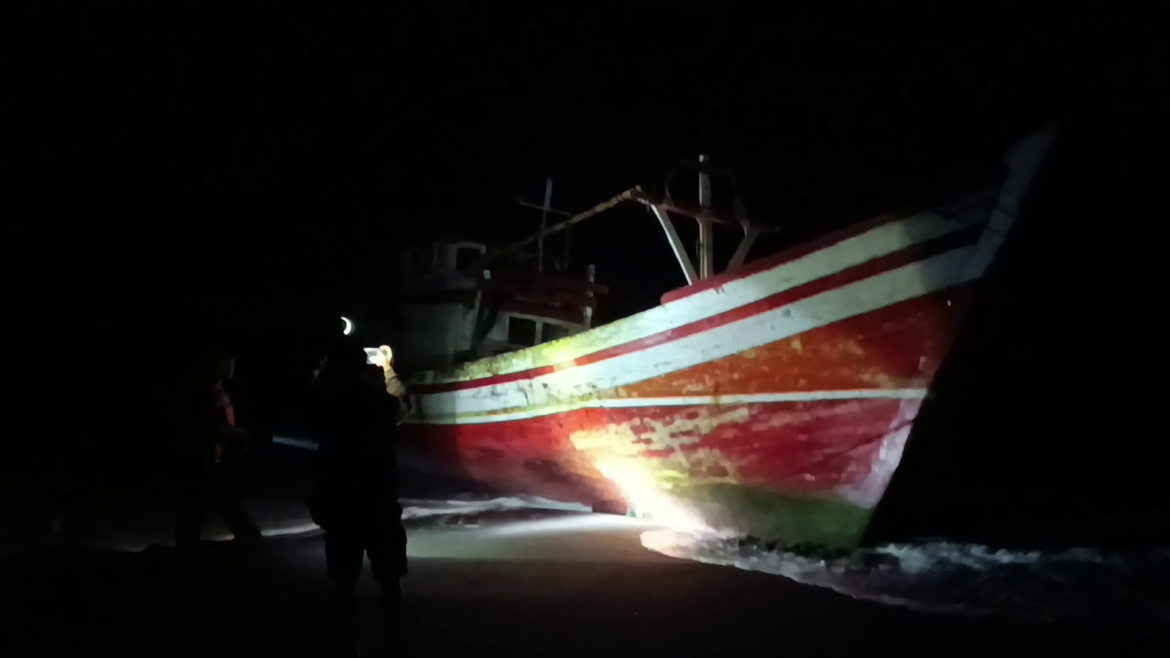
4,510,1163,657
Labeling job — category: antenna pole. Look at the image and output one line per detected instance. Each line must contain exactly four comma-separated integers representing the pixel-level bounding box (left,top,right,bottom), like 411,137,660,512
538,178,553,272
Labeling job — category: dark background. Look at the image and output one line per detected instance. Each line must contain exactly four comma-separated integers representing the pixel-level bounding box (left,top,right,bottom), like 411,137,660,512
2,4,1163,544
6,5,1136,335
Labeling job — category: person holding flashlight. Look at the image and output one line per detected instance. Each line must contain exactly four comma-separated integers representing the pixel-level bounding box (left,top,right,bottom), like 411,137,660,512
374,344,410,425
309,341,406,656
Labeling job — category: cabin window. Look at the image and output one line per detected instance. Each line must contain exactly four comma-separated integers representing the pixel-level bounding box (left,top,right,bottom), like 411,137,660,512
508,317,537,346
542,324,570,343
455,247,480,272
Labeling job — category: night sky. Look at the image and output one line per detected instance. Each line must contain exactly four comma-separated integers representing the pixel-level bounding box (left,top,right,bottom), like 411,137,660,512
4,5,1147,352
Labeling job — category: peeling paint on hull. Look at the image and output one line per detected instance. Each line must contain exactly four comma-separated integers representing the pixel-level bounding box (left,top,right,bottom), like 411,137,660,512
400,190,1007,547
402,395,926,545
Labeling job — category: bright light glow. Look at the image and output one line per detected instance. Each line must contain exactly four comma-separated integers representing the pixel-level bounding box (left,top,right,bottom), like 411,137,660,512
592,457,710,532
341,316,355,335
541,342,579,368
365,345,395,368
639,528,705,557
570,424,713,533
486,513,660,537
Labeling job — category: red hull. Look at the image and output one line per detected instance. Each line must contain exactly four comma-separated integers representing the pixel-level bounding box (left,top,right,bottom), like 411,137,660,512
394,150,1047,546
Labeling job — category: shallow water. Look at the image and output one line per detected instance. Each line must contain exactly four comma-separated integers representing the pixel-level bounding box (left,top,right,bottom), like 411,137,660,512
640,529,1170,634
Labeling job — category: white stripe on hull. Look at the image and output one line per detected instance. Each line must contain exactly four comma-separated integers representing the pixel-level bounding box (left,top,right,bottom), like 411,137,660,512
409,388,929,425
424,203,992,384
417,246,976,420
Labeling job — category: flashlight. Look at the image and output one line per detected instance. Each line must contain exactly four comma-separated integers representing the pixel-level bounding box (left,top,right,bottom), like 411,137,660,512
364,345,394,368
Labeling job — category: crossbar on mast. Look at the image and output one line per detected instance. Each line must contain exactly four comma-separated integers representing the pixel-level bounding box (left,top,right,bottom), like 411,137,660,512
469,186,644,271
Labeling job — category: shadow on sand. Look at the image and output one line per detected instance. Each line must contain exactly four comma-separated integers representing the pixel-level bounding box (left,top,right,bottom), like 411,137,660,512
4,526,1167,658
3,536,338,657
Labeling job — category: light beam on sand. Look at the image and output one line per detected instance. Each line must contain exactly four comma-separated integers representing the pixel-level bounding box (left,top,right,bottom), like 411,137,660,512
274,436,319,450
486,514,660,537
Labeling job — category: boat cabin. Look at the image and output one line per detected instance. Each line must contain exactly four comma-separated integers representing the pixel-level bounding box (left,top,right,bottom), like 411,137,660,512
390,239,603,374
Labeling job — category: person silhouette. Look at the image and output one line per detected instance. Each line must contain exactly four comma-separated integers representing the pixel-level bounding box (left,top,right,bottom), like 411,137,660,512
174,348,261,550
309,341,407,655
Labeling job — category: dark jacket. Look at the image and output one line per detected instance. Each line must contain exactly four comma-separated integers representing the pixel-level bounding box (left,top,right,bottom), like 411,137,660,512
309,382,402,527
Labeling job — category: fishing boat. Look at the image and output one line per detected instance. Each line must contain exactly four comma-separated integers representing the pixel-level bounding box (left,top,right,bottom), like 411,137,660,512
392,127,1058,547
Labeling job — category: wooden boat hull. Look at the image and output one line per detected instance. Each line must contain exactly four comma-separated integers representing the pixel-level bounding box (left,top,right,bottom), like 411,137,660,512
400,183,1016,547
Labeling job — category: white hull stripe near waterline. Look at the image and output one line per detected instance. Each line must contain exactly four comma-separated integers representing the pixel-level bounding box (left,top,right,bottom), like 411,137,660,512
423,201,994,384
415,245,978,420
408,389,929,425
